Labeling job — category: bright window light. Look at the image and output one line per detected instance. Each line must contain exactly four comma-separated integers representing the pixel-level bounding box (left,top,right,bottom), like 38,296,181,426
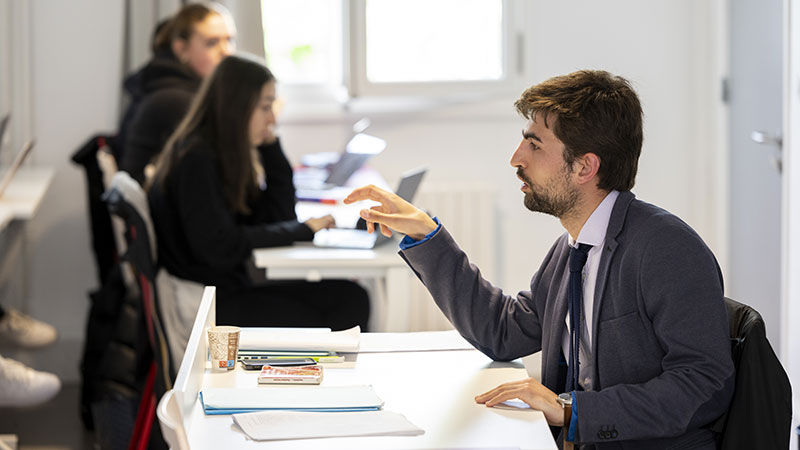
364,0,504,83
260,0,342,85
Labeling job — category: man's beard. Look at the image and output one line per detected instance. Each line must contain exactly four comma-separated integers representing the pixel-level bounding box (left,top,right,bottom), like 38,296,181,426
517,168,579,219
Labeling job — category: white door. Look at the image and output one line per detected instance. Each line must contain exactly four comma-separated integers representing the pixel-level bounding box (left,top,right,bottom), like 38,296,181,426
728,0,784,351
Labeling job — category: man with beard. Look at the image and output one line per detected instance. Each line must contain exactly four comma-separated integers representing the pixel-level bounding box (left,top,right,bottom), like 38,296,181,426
344,70,734,449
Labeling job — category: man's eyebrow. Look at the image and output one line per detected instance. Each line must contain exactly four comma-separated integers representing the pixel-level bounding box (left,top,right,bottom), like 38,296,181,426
522,130,542,142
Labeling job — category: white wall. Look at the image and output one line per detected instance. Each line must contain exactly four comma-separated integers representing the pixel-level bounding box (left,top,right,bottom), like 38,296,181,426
18,0,724,381
278,0,725,296
13,0,125,381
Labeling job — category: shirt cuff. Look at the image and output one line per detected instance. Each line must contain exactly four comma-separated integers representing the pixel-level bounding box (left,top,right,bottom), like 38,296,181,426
399,217,441,250
567,391,577,442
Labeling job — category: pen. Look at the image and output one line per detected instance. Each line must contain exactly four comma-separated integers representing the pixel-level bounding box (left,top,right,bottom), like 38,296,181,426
297,197,337,204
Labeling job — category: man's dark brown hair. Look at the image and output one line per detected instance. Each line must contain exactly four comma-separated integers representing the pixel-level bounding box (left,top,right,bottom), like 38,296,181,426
515,70,643,191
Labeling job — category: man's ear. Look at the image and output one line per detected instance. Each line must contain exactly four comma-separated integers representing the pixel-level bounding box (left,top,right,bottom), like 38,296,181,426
172,39,188,63
575,152,601,185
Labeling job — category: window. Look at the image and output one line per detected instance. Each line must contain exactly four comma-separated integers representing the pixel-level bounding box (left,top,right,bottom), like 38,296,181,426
261,0,345,102
261,0,524,104
362,0,504,83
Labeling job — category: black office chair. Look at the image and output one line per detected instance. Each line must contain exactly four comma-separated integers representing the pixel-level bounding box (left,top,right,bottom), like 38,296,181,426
103,171,173,450
712,297,792,449
71,134,119,285
72,134,125,430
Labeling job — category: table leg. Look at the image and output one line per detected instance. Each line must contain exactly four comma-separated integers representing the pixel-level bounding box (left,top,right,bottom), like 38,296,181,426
384,267,411,331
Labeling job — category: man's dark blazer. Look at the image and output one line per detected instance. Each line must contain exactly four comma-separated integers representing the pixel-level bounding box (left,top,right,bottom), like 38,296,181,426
399,191,735,449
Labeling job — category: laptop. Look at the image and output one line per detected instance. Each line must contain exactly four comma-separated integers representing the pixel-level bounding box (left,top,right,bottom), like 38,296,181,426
0,140,34,198
312,167,427,249
294,133,387,193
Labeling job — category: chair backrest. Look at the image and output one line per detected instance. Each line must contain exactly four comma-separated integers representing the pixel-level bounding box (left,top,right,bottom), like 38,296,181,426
104,172,173,386
70,134,119,286
157,389,190,450
713,297,792,449
106,171,157,271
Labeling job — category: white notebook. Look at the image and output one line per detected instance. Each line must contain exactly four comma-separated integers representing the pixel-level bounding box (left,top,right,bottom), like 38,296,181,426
238,325,360,353
232,410,424,441
200,385,383,415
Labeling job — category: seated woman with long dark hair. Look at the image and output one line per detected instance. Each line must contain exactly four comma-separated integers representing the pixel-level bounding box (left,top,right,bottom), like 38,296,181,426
147,54,369,329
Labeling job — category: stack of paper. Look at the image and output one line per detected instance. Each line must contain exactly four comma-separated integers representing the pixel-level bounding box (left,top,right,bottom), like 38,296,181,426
358,329,475,353
232,410,424,441
239,326,360,353
200,385,383,415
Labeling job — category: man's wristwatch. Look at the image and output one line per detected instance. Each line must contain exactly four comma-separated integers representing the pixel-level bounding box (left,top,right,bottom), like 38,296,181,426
556,393,574,450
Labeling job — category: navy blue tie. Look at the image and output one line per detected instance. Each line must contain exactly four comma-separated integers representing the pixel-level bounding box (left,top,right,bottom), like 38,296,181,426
566,243,592,392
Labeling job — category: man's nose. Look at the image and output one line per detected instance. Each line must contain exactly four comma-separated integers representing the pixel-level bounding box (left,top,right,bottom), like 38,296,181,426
510,141,525,168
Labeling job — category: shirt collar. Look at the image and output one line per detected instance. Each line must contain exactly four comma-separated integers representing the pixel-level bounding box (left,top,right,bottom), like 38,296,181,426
568,190,620,248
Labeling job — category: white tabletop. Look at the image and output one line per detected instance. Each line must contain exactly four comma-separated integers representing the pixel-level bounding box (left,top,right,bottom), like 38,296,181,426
253,242,406,273
174,288,556,449
185,344,556,449
0,167,55,230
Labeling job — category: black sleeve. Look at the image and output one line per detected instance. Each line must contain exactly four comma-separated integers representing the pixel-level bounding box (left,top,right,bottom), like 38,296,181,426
247,138,299,224
172,145,313,269
120,88,193,184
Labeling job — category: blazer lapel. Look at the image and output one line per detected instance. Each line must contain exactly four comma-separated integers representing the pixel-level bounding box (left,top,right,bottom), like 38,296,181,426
590,191,635,387
543,239,571,388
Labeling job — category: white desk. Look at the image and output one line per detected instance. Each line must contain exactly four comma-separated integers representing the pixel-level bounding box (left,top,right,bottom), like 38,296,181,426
252,243,412,331
0,167,55,312
253,167,419,331
174,288,557,450
0,167,55,230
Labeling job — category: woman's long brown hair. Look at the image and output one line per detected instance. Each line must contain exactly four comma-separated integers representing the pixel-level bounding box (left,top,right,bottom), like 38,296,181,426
150,54,274,214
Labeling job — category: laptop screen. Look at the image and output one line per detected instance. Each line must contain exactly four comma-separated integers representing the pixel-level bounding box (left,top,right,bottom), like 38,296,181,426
324,133,386,186
353,167,426,231
394,167,426,202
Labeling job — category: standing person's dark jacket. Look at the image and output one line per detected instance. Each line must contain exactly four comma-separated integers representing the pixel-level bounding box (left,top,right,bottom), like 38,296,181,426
148,134,312,289
120,51,200,183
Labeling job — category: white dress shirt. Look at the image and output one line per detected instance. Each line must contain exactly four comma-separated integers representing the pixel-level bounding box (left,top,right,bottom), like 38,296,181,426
561,190,619,390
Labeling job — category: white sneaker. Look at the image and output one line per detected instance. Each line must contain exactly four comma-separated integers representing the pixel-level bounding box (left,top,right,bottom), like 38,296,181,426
0,355,61,407
0,309,58,348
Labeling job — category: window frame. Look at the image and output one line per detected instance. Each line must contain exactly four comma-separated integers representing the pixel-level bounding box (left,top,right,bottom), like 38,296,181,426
345,0,526,99
263,0,530,110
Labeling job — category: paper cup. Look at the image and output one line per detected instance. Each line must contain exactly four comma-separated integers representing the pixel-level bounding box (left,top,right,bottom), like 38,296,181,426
207,326,240,371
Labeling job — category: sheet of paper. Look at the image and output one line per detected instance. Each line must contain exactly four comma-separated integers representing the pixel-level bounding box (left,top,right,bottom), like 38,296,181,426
239,325,360,353
201,385,383,412
358,330,475,353
232,410,424,441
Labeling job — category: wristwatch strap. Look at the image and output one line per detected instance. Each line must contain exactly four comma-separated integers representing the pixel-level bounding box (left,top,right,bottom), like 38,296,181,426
562,403,573,450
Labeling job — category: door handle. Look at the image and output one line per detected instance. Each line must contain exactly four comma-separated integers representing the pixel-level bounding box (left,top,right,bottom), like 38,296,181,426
750,131,783,173
750,130,782,147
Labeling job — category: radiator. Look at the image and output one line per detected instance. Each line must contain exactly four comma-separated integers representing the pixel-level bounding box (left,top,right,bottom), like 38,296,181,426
406,181,497,331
